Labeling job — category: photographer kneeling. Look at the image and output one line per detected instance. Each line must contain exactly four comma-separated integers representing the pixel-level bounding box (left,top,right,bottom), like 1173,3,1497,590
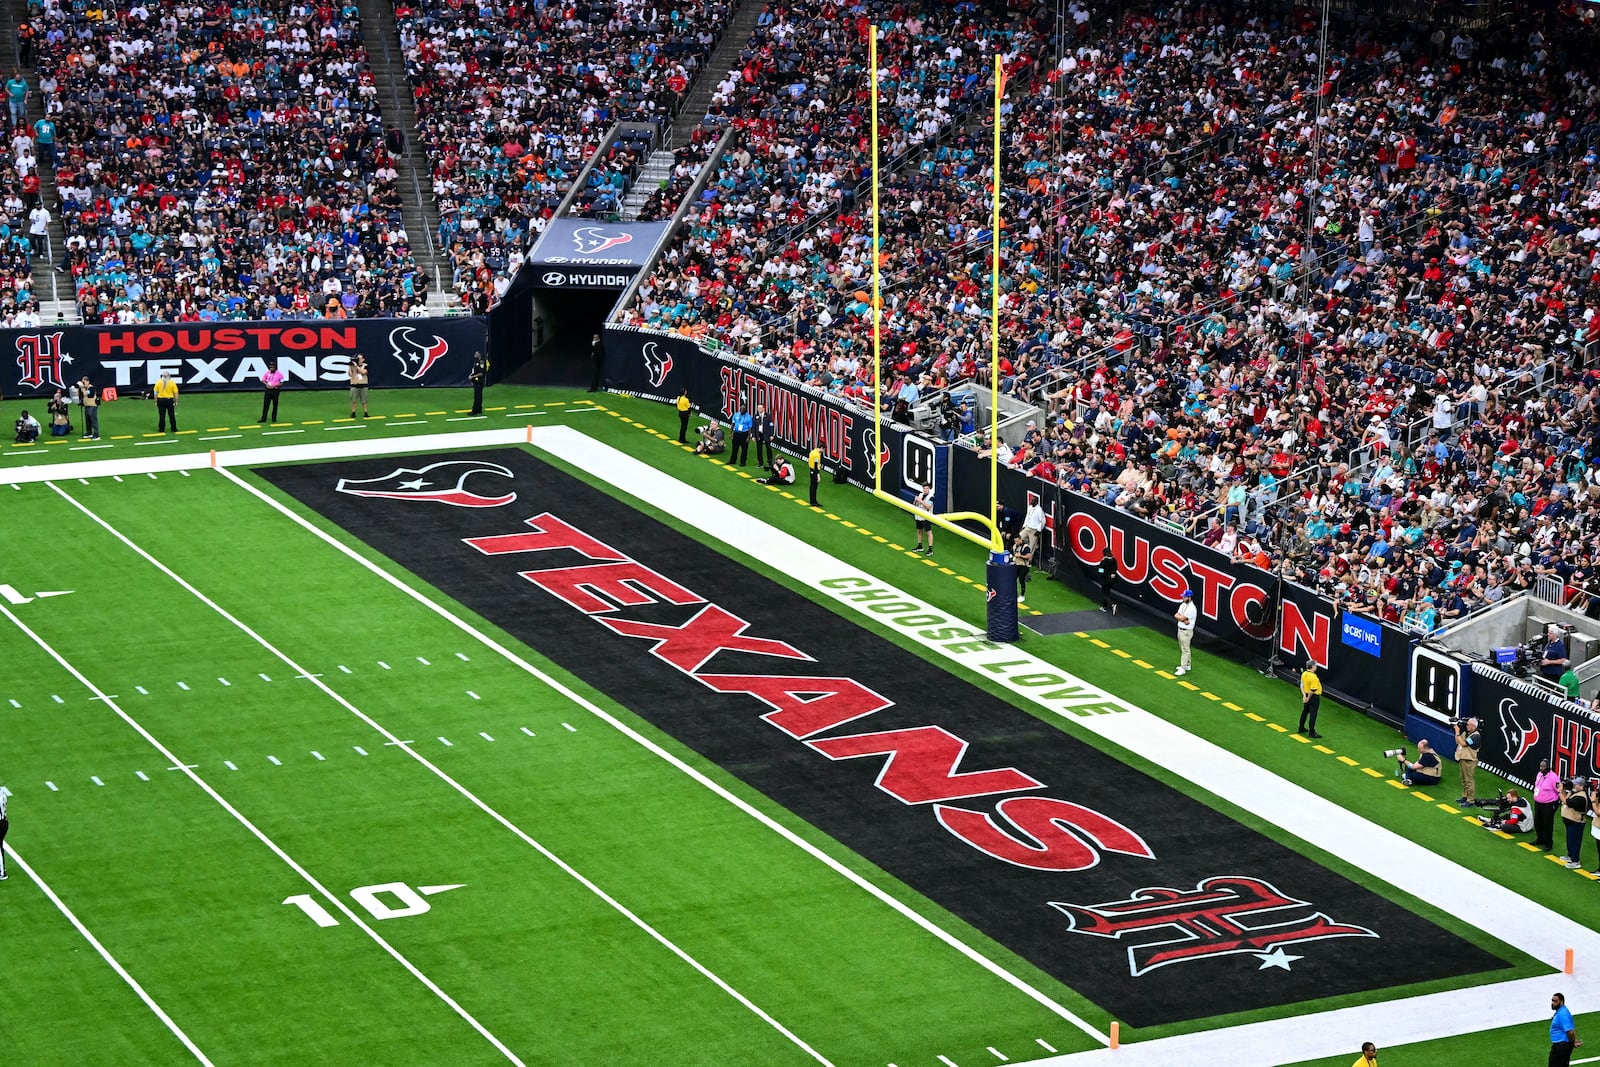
13,409,39,443
1390,740,1443,789
1478,789,1533,834
757,456,795,486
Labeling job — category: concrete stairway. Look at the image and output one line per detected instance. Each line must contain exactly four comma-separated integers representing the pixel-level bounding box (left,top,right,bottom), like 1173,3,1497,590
669,0,766,150
355,0,449,307
0,0,72,319
620,149,677,221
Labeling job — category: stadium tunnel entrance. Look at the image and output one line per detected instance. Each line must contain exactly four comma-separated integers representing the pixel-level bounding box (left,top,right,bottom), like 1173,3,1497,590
499,284,620,388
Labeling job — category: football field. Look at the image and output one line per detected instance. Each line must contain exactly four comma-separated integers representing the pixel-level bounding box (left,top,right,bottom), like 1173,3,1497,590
0,408,1595,1067
0,436,1102,1066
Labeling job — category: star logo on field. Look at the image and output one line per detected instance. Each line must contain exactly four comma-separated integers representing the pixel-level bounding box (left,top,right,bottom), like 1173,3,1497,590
1254,948,1304,970
397,479,429,490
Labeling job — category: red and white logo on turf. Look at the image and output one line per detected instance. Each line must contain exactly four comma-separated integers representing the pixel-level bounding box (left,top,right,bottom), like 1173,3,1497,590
388,326,450,381
1051,875,1376,975
335,461,517,508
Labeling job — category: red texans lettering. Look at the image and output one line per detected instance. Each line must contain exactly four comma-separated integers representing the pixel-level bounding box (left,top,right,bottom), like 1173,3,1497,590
461,512,1151,871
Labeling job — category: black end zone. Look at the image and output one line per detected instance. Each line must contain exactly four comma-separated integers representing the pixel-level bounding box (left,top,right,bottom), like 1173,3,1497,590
257,450,1509,1027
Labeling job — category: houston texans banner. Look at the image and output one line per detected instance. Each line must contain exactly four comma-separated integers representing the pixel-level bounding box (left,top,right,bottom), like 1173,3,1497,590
1468,664,1600,789
2,317,488,397
526,220,674,289
946,448,1413,721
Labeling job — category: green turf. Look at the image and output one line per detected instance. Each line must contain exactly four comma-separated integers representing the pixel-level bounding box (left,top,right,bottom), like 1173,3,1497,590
2,382,1590,1065
1,476,1099,1064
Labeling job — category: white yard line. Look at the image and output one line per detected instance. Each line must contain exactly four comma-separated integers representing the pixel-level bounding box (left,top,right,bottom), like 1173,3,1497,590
3,843,214,1064
214,458,1107,1046
0,596,527,1067
48,476,833,1067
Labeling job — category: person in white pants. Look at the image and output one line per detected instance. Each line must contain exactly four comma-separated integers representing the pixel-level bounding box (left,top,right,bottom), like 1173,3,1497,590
1174,589,1197,675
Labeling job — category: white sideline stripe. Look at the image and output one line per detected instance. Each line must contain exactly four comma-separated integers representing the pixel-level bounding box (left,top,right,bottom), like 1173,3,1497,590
0,427,534,486
536,428,1600,1064
0,596,524,1066
4,843,213,1063
215,460,1103,1046
68,472,832,1067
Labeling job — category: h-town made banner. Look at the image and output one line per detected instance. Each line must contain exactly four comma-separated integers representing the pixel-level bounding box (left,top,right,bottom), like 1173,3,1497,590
1468,664,1600,790
2,318,488,397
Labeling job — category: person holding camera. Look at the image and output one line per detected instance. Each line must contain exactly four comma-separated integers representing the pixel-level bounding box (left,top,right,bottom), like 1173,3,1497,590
348,354,370,418
1534,759,1562,851
1394,740,1442,788
1560,778,1591,869
1454,717,1481,806
13,408,39,443
77,375,99,439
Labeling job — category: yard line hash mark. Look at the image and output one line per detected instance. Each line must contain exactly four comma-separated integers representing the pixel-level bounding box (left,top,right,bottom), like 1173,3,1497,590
267,756,282,766
5,845,215,1064
224,762,237,771
0,591,526,1066
353,746,368,756
479,732,495,742
467,691,480,700
217,464,1097,1048
520,727,536,737
438,737,453,747
146,469,842,1065
136,771,149,781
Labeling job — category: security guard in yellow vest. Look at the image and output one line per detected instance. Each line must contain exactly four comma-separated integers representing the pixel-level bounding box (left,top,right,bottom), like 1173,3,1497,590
676,390,692,443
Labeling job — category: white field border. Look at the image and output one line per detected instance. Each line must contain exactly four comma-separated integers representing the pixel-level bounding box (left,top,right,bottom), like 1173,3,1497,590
0,598,527,1066
6,427,1596,1065
40,478,833,1067
2,842,214,1064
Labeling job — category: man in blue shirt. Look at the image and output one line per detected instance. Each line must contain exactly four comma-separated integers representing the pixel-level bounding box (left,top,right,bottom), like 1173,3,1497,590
1550,991,1578,1065
729,405,753,466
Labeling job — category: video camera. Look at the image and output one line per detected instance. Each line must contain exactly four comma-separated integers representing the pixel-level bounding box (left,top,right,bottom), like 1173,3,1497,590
1476,789,1531,833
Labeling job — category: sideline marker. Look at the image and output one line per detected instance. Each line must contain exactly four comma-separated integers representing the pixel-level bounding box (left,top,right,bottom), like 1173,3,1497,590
525,423,534,443
1109,1022,1119,1049
209,449,217,467
1566,948,1575,975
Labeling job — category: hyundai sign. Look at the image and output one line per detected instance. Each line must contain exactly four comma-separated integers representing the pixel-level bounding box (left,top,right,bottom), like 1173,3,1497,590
526,220,673,289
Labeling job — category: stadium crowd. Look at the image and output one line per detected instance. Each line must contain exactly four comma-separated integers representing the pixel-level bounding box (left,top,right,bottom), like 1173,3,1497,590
396,0,730,311
625,0,1045,342
26,0,433,322
625,0,1600,626
6,0,1600,627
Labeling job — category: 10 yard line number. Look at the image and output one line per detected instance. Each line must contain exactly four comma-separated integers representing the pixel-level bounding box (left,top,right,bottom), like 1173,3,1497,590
286,881,464,928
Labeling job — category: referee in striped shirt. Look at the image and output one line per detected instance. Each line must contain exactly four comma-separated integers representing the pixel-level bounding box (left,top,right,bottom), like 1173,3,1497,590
0,787,8,879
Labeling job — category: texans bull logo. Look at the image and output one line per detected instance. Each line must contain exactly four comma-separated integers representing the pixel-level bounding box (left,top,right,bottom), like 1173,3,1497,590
1497,696,1540,764
389,327,450,381
572,226,633,256
335,461,516,508
642,341,673,389
863,427,891,476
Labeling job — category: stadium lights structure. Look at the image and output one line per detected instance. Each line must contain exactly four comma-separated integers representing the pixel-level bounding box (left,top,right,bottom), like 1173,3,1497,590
868,26,1006,558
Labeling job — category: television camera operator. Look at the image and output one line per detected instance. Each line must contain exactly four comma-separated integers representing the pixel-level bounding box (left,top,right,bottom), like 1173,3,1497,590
1475,789,1533,834
1453,717,1481,806
1543,625,1572,682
